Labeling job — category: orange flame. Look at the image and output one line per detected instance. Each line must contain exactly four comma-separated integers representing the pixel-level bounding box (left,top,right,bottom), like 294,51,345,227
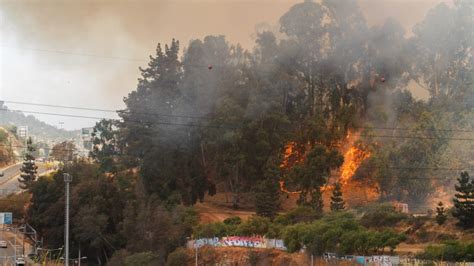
279,141,302,194
279,180,301,195
339,134,371,184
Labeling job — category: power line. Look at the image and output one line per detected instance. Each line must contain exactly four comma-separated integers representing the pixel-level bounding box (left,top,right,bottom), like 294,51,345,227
3,108,474,141
2,100,474,133
0,45,147,63
0,108,235,129
0,45,230,69
1,144,89,154
3,143,473,171
1,100,211,120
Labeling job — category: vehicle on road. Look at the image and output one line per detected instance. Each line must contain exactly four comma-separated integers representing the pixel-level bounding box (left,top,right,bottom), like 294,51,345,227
0,171,4,177
15,256,25,265
0,240,7,248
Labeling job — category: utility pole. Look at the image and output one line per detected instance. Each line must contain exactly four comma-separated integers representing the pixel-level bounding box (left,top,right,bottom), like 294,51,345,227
195,244,198,266
78,244,81,266
64,173,72,266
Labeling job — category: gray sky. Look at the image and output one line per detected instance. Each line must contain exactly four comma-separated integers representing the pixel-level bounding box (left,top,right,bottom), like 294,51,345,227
0,0,449,130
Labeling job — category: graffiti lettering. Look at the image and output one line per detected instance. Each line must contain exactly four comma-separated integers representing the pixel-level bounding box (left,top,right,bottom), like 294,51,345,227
189,237,287,250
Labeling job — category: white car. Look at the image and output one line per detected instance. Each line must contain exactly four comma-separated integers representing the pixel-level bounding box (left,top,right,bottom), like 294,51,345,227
0,240,7,248
15,256,25,265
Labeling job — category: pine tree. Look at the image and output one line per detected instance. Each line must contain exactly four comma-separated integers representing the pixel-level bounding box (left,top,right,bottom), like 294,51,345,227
19,137,38,189
255,158,281,219
435,201,447,225
330,182,345,211
310,189,324,213
452,171,474,228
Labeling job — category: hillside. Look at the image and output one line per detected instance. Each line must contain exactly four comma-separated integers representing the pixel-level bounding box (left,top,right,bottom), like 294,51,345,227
0,102,77,142
182,247,310,266
0,127,17,166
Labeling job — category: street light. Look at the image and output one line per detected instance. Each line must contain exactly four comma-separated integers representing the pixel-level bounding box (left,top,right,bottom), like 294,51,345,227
64,173,72,266
187,237,198,266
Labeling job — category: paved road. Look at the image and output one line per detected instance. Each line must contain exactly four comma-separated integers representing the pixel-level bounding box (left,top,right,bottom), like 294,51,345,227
0,163,50,198
0,163,56,265
0,164,22,184
0,228,25,266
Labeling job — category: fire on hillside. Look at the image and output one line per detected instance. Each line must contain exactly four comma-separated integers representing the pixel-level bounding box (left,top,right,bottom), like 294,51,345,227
278,132,378,206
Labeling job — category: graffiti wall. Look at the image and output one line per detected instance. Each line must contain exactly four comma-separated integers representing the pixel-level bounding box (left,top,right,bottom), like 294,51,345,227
188,237,287,250
355,255,400,266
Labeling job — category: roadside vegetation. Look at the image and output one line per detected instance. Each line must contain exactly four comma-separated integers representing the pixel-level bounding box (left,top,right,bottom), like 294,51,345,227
418,241,474,262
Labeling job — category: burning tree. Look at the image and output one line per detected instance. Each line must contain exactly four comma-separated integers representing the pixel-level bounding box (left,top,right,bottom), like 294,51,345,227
435,201,447,225
330,182,345,211
289,144,343,212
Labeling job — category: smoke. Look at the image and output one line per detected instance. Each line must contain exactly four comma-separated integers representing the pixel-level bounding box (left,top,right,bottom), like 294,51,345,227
0,0,451,129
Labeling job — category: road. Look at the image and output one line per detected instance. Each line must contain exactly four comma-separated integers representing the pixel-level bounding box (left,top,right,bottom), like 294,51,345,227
0,163,51,198
0,228,27,266
0,163,54,265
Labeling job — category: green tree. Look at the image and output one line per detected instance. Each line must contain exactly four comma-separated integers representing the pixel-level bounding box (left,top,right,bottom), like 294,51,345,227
27,161,127,263
452,171,474,228
19,137,38,189
50,140,76,162
435,201,447,225
122,199,198,261
330,182,345,211
412,0,473,100
255,158,281,219
290,144,343,211
90,119,120,172
119,39,212,205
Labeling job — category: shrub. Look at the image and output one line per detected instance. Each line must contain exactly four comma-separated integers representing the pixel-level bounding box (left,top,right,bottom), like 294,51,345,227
360,204,408,228
125,252,160,266
193,222,235,238
282,212,406,255
236,216,271,236
418,241,474,262
108,249,130,266
167,248,189,266
274,206,320,225
223,216,242,225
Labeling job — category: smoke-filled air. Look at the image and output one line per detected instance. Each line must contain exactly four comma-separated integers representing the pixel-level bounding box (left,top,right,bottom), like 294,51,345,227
1,0,473,264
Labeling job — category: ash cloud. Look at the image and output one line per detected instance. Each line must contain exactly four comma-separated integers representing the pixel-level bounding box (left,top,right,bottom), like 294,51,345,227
0,0,450,129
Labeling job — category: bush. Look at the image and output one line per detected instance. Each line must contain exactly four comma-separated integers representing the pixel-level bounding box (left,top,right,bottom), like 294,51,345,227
124,252,160,266
223,216,242,225
282,212,406,255
193,222,235,238
360,204,408,228
108,249,129,266
193,216,279,238
418,241,474,262
167,248,189,266
274,206,320,225
236,216,271,236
